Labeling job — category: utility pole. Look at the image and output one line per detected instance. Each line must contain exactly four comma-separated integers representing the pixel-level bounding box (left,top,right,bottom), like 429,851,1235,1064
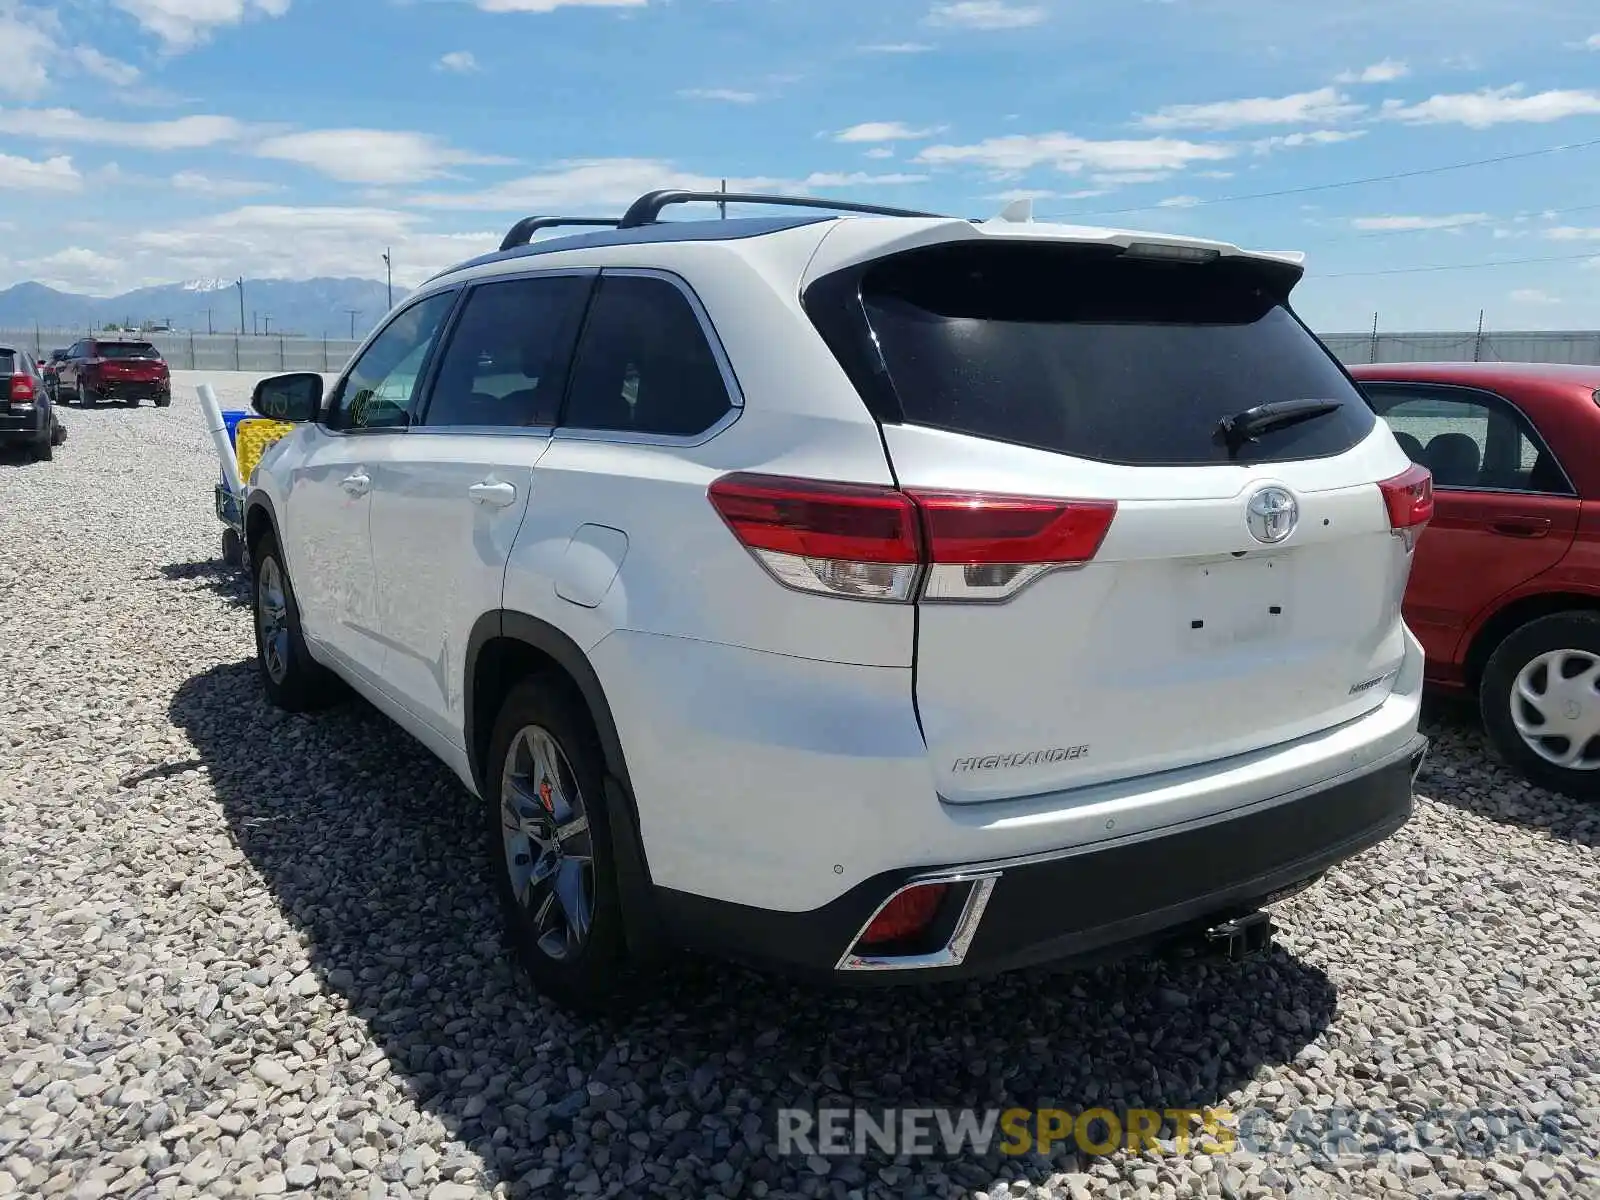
1473,309,1485,362
718,179,727,220
383,248,393,309
236,278,245,336
263,314,272,336
1369,311,1379,364
345,309,361,339
253,312,259,337
206,307,213,335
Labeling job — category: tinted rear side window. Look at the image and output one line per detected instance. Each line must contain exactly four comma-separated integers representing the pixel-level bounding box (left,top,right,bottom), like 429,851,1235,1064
0,352,14,375
100,342,161,359
561,274,733,438
852,243,1374,466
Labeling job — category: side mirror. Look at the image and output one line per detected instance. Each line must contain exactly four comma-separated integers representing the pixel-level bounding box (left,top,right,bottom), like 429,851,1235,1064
252,372,323,422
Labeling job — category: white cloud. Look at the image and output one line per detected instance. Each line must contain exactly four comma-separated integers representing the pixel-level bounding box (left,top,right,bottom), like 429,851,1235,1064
24,247,128,292
1544,226,1600,240
252,129,512,185
917,132,1235,177
406,158,783,212
1586,34,1600,50
72,48,142,86
863,147,894,160
1351,213,1489,231
926,1,1046,30
126,205,498,288
1142,87,1364,131
1509,288,1560,304
0,152,81,191
437,51,480,73
802,171,928,187
0,10,55,99
1252,129,1367,153
1157,195,1201,208
171,169,274,197
678,88,759,103
860,42,933,53
472,0,646,10
1336,59,1409,84
1382,85,1600,126
834,121,938,143
403,157,924,213
113,0,291,52
1089,171,1170,185
0,107,248,149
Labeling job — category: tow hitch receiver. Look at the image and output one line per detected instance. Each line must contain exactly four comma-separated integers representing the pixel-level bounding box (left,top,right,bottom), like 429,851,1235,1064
1204,911,1275,962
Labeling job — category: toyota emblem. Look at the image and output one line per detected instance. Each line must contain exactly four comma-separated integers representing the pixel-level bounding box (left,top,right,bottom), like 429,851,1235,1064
1246,486,1298,545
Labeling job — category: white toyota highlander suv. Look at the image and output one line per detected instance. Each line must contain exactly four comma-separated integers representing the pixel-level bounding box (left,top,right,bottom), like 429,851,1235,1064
241,189,1432,1012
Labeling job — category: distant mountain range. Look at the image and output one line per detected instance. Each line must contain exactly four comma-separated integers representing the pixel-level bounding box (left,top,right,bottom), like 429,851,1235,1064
0,277,410,339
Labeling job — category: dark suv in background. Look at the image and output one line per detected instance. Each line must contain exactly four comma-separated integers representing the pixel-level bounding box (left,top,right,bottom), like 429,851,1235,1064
58,338,172,407
0,346,65,461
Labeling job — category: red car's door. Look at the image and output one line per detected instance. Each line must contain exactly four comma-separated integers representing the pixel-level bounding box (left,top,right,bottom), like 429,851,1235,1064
1366,382,1580,683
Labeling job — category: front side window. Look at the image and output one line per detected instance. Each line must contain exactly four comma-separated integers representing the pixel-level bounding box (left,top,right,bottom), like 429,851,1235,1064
1368,384,1571,495
330,290,457,431
561,274,733,437
423,275,589,428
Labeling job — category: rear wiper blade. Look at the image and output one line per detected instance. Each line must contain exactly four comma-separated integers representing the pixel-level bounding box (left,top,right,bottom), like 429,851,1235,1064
1215,398,1342,456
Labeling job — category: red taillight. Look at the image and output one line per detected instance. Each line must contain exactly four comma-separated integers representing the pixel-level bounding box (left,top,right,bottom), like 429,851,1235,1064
709,473,1118,604
1379,464,1433,550
858,883,949,946
9,373,35,403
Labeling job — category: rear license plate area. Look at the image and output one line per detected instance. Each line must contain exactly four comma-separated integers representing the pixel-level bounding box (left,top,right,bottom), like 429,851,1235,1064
1185,555,1291,648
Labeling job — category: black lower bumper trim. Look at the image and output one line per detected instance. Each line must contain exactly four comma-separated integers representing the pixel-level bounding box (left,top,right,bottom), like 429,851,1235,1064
654,736,1423,984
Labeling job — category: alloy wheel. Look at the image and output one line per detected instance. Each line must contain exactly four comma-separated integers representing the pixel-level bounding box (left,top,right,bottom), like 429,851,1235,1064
499,724,595,961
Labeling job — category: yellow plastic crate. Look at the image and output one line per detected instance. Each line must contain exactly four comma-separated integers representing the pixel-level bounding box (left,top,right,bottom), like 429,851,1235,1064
235,418,294,483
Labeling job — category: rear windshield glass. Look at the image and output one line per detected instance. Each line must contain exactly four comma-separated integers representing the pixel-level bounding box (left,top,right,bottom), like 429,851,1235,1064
0,352,14,375
100,342,160,360
855,242,1374,466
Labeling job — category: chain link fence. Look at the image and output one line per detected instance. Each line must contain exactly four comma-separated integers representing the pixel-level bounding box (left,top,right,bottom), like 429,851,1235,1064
5,324,1599,375
0,328,363,373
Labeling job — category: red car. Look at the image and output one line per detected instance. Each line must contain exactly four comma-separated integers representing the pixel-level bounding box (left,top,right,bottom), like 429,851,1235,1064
1351,361,1600,799
56,337,172,408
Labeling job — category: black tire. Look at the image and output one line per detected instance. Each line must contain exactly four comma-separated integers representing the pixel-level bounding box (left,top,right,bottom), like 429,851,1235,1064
76,381,94,408
125,396,139,407
1480,611,1600,802
155,395,171,408
250,531,341,713
50,417,67,446
221,528,243,568
32,431,52,462
485,675,637,1014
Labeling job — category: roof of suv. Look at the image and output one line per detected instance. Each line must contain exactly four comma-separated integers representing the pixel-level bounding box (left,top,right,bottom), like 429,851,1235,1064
428,190,1310,289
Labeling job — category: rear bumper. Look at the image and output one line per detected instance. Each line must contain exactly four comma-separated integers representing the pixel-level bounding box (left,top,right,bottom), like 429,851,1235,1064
656,734,1424,983
0,408,47,442
89,377,169,399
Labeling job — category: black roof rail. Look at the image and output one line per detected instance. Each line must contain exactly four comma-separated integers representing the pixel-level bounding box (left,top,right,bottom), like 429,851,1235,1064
498,216,622,251
617,190,948,229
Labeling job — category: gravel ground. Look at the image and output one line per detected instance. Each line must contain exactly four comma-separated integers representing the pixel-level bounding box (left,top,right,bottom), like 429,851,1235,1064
2,373,1598,1200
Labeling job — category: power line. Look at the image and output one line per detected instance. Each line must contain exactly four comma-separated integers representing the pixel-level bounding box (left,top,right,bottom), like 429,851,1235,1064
1318,250,1600,279
1065,135,1600,219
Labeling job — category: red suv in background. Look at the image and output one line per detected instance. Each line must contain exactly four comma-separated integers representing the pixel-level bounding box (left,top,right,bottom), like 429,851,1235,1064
57,337,172,408
1352,361,1600,800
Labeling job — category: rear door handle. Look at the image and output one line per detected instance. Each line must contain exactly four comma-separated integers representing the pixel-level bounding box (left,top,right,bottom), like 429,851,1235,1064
468,480,517,507
341,472,371,497
1491,518,1551,538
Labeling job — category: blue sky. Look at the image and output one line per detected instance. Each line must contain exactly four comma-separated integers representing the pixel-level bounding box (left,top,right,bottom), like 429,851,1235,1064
0,0,1597,331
